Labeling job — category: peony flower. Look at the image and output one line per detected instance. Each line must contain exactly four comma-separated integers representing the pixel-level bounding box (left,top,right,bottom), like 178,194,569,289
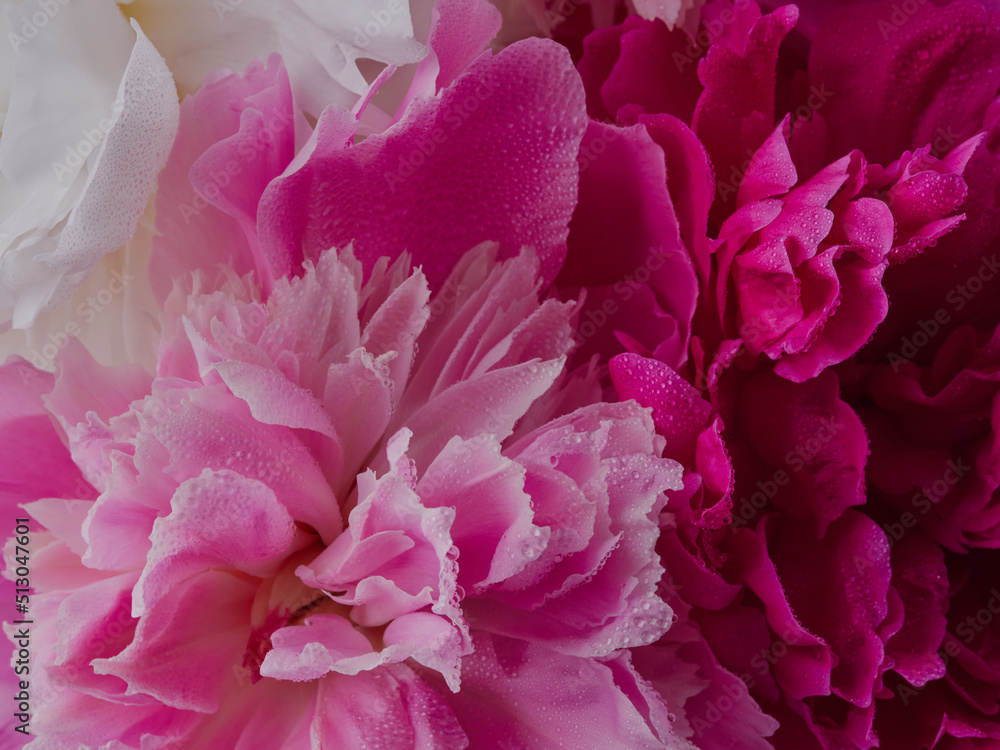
0,0,178,328
0,0,448,342
126,0,429,118
2,237,699,747
6,0,1000,746
542,0,1000,746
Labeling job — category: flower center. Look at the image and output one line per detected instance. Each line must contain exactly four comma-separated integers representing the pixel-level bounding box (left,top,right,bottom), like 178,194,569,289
242,542,381,682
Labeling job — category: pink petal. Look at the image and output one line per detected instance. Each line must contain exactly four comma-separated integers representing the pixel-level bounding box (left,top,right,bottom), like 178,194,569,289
312,666,467,749
425,0,502,92
133,469,298,616
151,55,294,304
430,633,687,749
94,570,255,712
147,385,341,542
261,614,376,682
0,357,93,504
417,434,540,592
258,38,587,288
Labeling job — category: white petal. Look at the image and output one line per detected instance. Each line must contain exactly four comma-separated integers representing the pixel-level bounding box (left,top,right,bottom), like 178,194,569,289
0,0,134,190
129,0,427,117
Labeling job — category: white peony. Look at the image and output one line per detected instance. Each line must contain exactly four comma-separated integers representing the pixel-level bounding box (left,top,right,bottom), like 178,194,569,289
0,0,431,356
0,0,178,329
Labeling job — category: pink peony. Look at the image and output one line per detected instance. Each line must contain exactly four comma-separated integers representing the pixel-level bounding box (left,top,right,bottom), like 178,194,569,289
2,238,700,747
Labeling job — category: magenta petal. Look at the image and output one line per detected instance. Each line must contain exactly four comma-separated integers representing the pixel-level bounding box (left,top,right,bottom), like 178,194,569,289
632,614,780,749
774,256,890,382
577,18,640,122
692,4,798,208
560,121,698,370
736,120,798,207
600,17,703,123
738,369,868,536
769,511,893,708
809,0,1000,164
258,38,587,288
884,532,948,687
255,105,359,280
727,527,833,701
609,352,712,466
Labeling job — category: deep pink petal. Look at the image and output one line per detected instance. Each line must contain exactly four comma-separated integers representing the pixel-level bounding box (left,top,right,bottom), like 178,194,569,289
258,38,587,288
737,369,868,536
0,357,94,504
809,0,1000,165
